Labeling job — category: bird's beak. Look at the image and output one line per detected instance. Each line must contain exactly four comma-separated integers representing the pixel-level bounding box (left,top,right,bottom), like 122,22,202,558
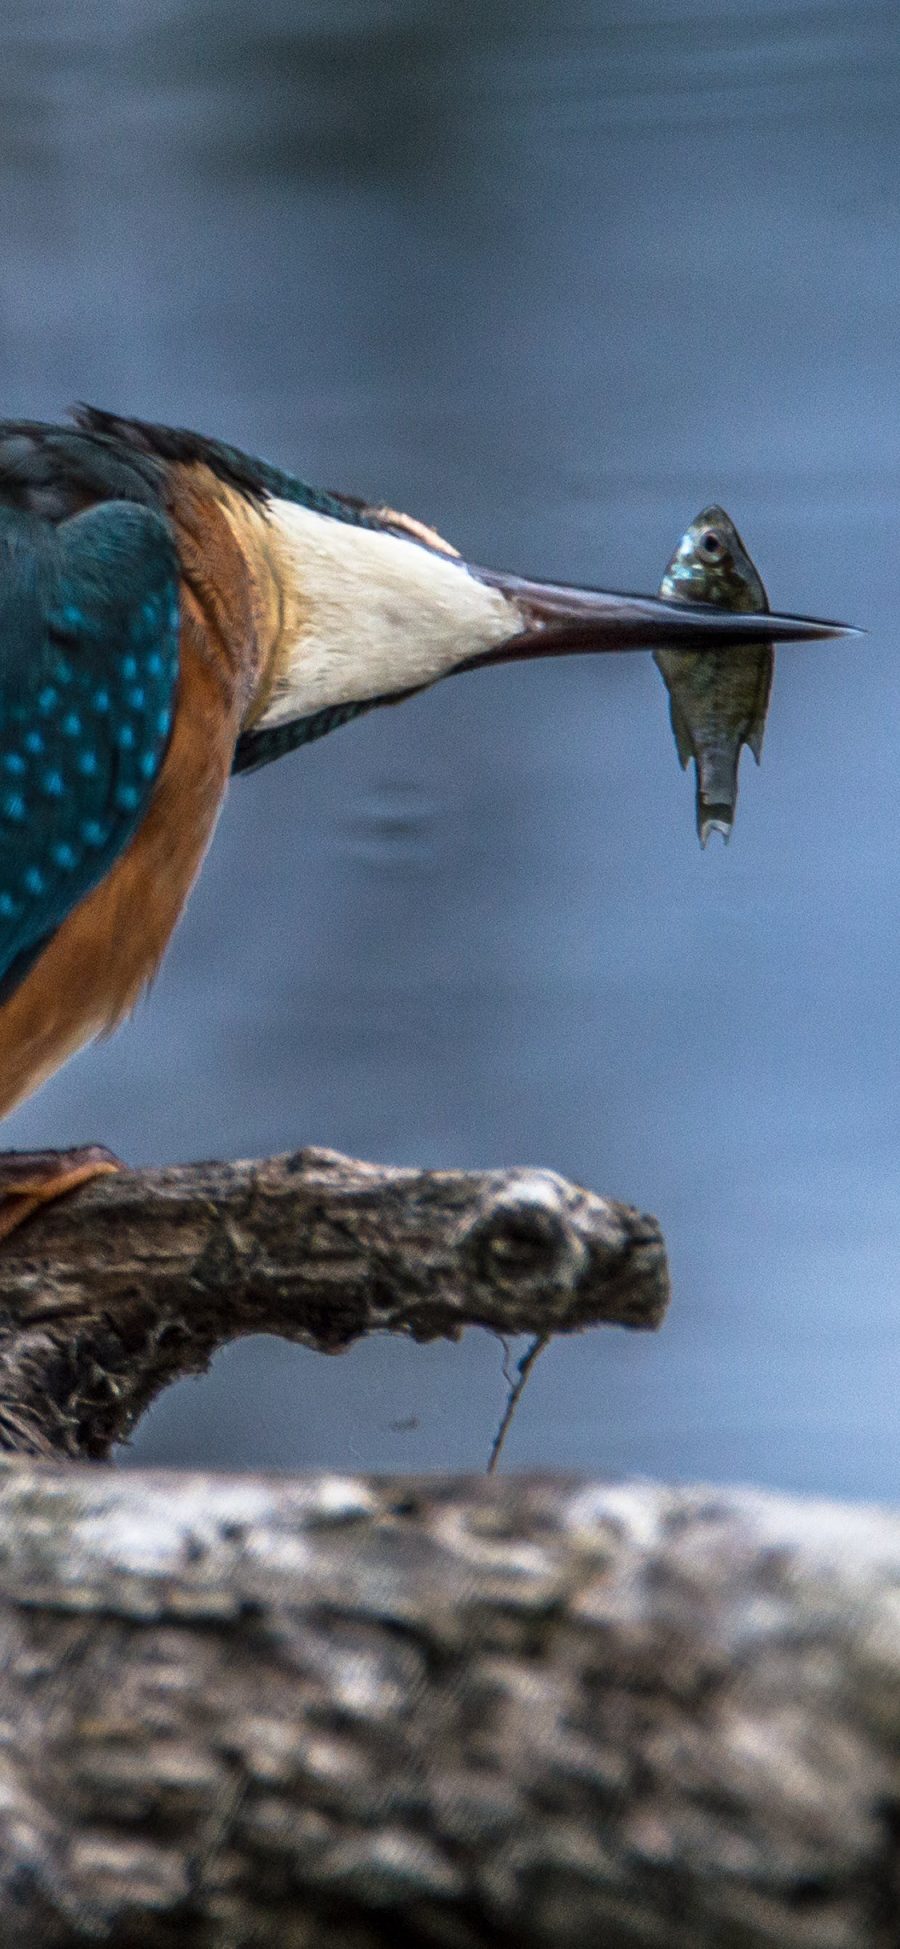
456,565,860,671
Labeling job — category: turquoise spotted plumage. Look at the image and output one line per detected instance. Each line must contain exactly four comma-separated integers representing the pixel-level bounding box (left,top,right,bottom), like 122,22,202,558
0,497,179,996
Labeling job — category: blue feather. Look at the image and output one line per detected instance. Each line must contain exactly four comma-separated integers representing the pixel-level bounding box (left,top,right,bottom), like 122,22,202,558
0,499,179,995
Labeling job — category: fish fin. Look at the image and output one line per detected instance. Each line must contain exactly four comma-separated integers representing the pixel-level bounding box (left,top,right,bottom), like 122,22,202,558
697,803,734,848
695,747,739,848
747,723,765,764
745,648,775,763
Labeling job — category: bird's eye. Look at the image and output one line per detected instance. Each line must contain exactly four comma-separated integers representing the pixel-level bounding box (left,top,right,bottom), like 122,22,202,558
699,531,722,557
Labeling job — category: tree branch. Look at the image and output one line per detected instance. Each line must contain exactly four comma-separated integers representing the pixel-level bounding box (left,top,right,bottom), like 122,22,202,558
0,1466,896,1949
0,1146,668,1459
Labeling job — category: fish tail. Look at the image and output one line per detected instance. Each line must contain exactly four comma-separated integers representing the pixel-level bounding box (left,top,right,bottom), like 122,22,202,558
694,746,740,848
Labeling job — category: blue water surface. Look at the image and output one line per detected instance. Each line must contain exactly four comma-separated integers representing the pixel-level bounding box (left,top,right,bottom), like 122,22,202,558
1,0,897,1494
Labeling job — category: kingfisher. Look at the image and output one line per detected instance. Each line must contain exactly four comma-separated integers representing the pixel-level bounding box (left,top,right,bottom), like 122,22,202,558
0,406,852,1239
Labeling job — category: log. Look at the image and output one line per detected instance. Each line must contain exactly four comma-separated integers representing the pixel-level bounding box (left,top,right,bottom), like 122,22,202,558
0,1147,668,1459
0,1467,896,1949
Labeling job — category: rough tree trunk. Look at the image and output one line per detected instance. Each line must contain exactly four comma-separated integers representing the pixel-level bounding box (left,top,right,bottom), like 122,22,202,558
0,1469,897,1949
0,1148,894,1949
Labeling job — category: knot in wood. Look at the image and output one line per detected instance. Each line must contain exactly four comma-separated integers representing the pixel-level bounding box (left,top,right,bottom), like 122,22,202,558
463,1174,588,1297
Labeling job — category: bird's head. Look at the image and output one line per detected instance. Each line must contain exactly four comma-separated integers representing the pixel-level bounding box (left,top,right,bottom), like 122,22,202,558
65,412,851,769
235,483,850,769
59,412,855,769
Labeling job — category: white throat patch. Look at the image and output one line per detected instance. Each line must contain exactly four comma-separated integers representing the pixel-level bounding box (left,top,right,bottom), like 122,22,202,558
258,496,517,728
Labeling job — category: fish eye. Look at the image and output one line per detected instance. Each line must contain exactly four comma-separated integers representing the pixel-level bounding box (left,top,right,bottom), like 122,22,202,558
699,530,722,557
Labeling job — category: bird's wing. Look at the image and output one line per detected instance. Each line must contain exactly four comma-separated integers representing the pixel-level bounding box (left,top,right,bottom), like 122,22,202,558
0,498,180,1000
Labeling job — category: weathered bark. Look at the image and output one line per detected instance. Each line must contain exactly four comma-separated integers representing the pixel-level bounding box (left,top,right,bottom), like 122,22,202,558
0,1147,667,1459
0,1467,896,1949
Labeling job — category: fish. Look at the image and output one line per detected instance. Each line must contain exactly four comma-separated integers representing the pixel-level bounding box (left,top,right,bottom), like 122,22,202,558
654,505,772,845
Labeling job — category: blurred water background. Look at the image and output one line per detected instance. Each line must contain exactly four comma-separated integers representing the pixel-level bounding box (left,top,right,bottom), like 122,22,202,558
1,0,898,1494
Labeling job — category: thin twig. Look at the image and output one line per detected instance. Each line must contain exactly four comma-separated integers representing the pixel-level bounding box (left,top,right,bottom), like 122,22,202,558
486,1331,550,1473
